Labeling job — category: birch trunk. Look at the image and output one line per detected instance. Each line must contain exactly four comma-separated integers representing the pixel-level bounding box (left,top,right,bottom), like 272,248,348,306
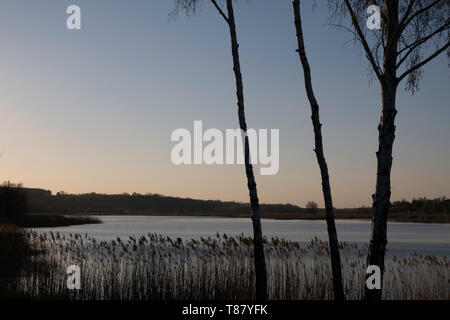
292,0,345,300
225,0,267,300
364,1,399,300
365,77,398,300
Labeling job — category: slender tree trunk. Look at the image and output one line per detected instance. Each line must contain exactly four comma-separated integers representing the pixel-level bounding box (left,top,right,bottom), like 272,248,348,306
292,0,345,300
225,0,267,300
365,1,399,300
365,77,398,300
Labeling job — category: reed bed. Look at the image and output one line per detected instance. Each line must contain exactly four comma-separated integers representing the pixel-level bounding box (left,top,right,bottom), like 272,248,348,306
2,232,448,300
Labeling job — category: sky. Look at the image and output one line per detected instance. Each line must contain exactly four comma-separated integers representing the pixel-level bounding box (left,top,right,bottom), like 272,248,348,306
0,0,448,208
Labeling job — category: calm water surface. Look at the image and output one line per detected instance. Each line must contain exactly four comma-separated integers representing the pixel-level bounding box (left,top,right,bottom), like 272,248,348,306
33,216,450,256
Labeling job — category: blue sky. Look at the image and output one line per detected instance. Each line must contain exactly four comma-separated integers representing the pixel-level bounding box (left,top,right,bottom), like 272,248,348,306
0,0,448,207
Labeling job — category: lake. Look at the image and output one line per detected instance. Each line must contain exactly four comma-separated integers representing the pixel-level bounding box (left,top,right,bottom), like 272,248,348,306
33,216,450,257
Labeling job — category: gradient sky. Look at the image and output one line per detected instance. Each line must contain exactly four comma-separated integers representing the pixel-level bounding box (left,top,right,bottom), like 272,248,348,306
0,0,449,208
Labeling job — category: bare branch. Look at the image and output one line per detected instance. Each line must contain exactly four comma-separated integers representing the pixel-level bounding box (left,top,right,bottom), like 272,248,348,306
401,0,445,32
324,23,357,37
385,0,416,54
210,0,229,23
397,19,450,67
398,40,450,82
343,0,384,82
399,0,416,29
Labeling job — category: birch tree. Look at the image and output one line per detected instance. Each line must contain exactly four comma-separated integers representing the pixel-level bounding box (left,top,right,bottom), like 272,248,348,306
172,0,268,299
326,0,449,300
292,0,345,300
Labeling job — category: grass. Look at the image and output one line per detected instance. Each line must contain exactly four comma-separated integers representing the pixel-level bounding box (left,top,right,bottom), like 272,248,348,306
1,232,448,300
0,224,34,299
0,219,97,299
0,224,32,275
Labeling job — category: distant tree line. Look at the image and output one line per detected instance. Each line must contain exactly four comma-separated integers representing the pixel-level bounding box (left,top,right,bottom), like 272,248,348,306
335,197,450,215
390,197,450,214
24,188,305,215
22,187,449,215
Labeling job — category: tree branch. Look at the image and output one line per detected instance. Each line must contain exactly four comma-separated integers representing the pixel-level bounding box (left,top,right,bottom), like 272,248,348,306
398,40,450,82
401,0,445,32
397,19,450,67
210,0,229,23
325,23,357,37
386,0,416,54
343,0,384,82
399,0,416,29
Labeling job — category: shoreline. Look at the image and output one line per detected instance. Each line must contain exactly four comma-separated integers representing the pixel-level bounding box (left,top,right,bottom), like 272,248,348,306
26,211,450,224
1,214,101,228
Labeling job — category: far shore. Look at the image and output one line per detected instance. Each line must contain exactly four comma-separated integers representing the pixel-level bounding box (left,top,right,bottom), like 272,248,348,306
1,214,101,228
26,211,450,224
